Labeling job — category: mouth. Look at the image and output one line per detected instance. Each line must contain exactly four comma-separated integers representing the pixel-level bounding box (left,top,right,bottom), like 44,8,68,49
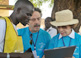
34,24,40,27
22,23,26,26
60,33,64,35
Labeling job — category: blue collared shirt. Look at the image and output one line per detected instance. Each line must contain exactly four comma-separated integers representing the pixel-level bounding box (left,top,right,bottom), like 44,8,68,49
48,30,81,58
17,27,51,58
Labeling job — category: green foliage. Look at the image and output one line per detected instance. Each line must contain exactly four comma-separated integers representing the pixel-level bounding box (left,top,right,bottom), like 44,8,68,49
15,0,54,7
29,0,54,7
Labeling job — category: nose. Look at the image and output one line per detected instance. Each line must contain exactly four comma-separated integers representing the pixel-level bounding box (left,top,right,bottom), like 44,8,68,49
35,19,40,23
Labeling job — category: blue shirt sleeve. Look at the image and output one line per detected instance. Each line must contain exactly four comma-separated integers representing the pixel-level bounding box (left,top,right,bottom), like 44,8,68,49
17,28,24,36
45,32,51,49
79,35,81,58
48,38,55,49
79,45,81,58
48,34,59,49
75,33,81,58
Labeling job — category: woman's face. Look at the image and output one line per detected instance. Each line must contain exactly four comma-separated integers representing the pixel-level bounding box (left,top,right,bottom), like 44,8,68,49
57,25,72,36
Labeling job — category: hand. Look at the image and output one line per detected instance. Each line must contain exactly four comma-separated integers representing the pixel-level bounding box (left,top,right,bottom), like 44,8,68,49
42,55,45,58
72,56,75,58
65,56,75,58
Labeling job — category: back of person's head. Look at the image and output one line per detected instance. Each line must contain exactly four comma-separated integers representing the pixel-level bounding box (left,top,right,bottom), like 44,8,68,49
14,0,34,11
34,8,42,17
45,17,54,22
45,17,56,30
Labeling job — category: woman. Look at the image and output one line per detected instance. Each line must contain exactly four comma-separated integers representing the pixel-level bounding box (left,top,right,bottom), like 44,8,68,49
49,9,81,58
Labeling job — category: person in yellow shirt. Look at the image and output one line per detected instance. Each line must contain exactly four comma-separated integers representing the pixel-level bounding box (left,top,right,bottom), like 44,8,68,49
0,0,34,53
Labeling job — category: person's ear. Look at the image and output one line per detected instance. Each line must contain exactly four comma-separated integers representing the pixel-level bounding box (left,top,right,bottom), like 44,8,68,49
17,8,21,14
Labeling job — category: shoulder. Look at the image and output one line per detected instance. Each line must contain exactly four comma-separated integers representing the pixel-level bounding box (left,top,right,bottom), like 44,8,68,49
17,27,29,35
0,19,6,27
17,27,28,31
50,27,57,30
0,19,6,23
0,19,6,35
75,32,81,38
39,28,50,35
51,28,57,32
52,33,60,40
0,17,5,20
75,32,81,44
0,17,6,22
51,27,57,30
49,34,60,45
39,28,51,39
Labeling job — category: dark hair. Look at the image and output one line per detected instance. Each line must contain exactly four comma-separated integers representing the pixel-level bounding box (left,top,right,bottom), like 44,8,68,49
69,24,77,28
45,17,54,22
34,8,42,17
14,0,34,10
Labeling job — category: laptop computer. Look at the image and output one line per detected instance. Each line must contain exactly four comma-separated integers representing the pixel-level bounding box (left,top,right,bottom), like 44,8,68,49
44,46,76,58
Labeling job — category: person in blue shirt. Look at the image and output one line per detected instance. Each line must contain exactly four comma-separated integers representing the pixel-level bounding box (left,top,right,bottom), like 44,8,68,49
49,9,81,58
17,8,51,58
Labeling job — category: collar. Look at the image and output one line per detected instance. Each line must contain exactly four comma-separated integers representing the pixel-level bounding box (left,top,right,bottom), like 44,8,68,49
49,26,53,29
47,27,52,32
59,29,75,39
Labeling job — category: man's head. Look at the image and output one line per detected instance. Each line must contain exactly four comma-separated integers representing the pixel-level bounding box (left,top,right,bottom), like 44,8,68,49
11,0,34,26
50,9,79,36
45,17,53,30
28,8,42,33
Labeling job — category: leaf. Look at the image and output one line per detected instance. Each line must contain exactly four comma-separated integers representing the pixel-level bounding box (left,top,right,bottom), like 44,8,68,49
29,0,54,7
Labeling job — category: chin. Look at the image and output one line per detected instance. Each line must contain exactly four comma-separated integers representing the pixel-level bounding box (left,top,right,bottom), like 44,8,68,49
35,29,39,32
62,35,67,36
23,24,26,26
61,34,66,36
22,23,27,26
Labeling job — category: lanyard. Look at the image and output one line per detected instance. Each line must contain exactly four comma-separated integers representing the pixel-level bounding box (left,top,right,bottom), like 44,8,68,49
30,31,39,47
62,37,71,47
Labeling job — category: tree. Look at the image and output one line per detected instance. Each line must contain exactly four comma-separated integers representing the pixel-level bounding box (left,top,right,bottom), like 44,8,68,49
29,0,54,7
51,0,81,32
